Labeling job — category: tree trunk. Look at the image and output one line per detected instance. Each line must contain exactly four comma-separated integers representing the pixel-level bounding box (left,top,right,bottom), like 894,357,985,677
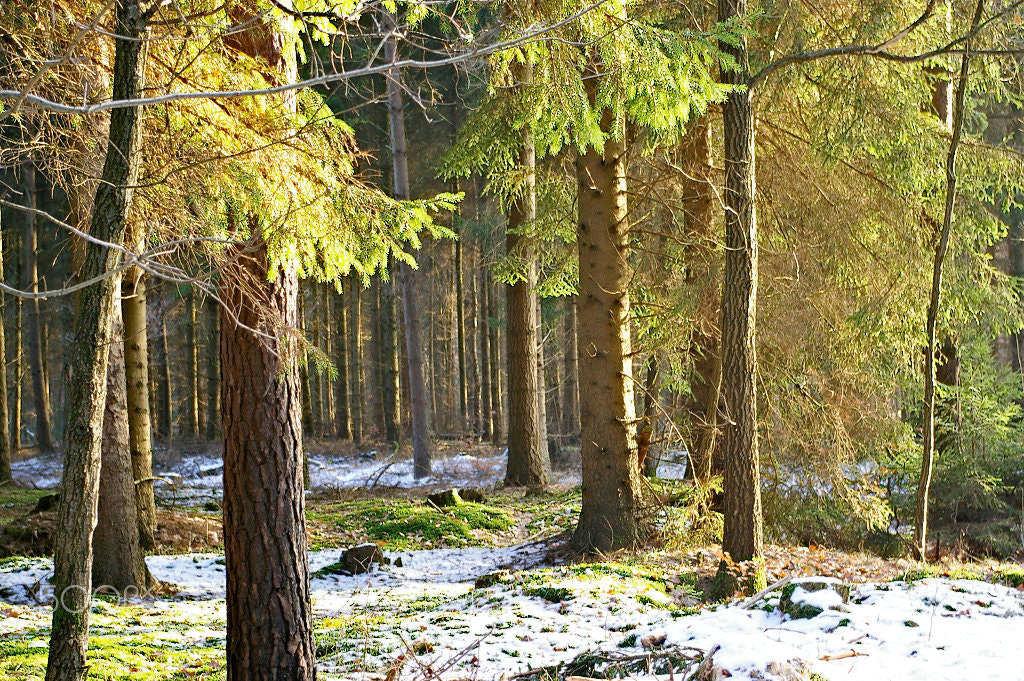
12,227,22,452
479,263,493,442
562,296,579,440
321,286,335,432
488,270,505,443
386,23,430,476
679,118,721,484
456,237,468,430
467,247,481,438
220,2,316,673
380,279,401,443
641,354,662,478
221,240,316,681
205,298,220,439
571,61,640,552
348,277,363,445
155,316,172,440
93,306,152,591
46,0,146,675
1009,213,1024,375
505,70,549,486
22,163,54,452
335,286,352,439
121,269,156,549
185,288,200,437
536,296,549,473
914,0,979,559
0,219,11,483
718,0,763,563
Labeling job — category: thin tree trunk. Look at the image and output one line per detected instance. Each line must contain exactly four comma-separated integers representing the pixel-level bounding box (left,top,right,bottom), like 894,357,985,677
308,290,323,437
562,296,579,440
456,237,468,430
299,295,314,436
467,245,481,438
0,220,11,483
12,227,22,452
156,316,172,440
380,279,401,443
46,1,146,674
718,0,763,564
641,354,662,478
915,0,981,560
489,271,505,443
185,288,199,437
571,74,641,552
335,286,352,439
349,277,363,445
505,64,548,486
93,305,152,590
320,286,334,434
678,118,720,484
479,262,493,442
122,269,156,549
22,163,54,452
536,296,549,474
205,297,220,439
386,23,430,476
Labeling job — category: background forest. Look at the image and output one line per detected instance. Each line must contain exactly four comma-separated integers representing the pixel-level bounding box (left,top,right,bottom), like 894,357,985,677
4,0,1024,679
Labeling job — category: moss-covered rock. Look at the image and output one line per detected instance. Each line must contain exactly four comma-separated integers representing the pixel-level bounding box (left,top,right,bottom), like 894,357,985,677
779,578,850,620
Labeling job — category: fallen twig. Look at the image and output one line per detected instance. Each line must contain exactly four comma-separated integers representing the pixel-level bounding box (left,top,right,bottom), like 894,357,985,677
738,575,793,610
819,650,867,661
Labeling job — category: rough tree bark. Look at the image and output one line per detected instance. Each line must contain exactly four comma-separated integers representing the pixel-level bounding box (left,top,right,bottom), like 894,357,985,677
221,239,316,681
571,55,642,552
45,0,147,676
220,1,316,674
717,0,764,564
385,21,431,477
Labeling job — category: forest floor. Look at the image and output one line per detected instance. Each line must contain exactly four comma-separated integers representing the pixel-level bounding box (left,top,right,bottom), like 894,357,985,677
2,442,1024,680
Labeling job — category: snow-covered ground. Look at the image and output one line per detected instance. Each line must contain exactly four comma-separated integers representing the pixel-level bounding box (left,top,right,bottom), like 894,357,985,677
9,446,694,504
7,448,591,501
4,544,1024,680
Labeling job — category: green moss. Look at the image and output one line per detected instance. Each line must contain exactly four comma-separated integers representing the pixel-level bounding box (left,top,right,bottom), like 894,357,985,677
996,567,1024,588
523,586,574,603
899,567,937,583
947,568,984,581
314,498,514,550
0,633,225,680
